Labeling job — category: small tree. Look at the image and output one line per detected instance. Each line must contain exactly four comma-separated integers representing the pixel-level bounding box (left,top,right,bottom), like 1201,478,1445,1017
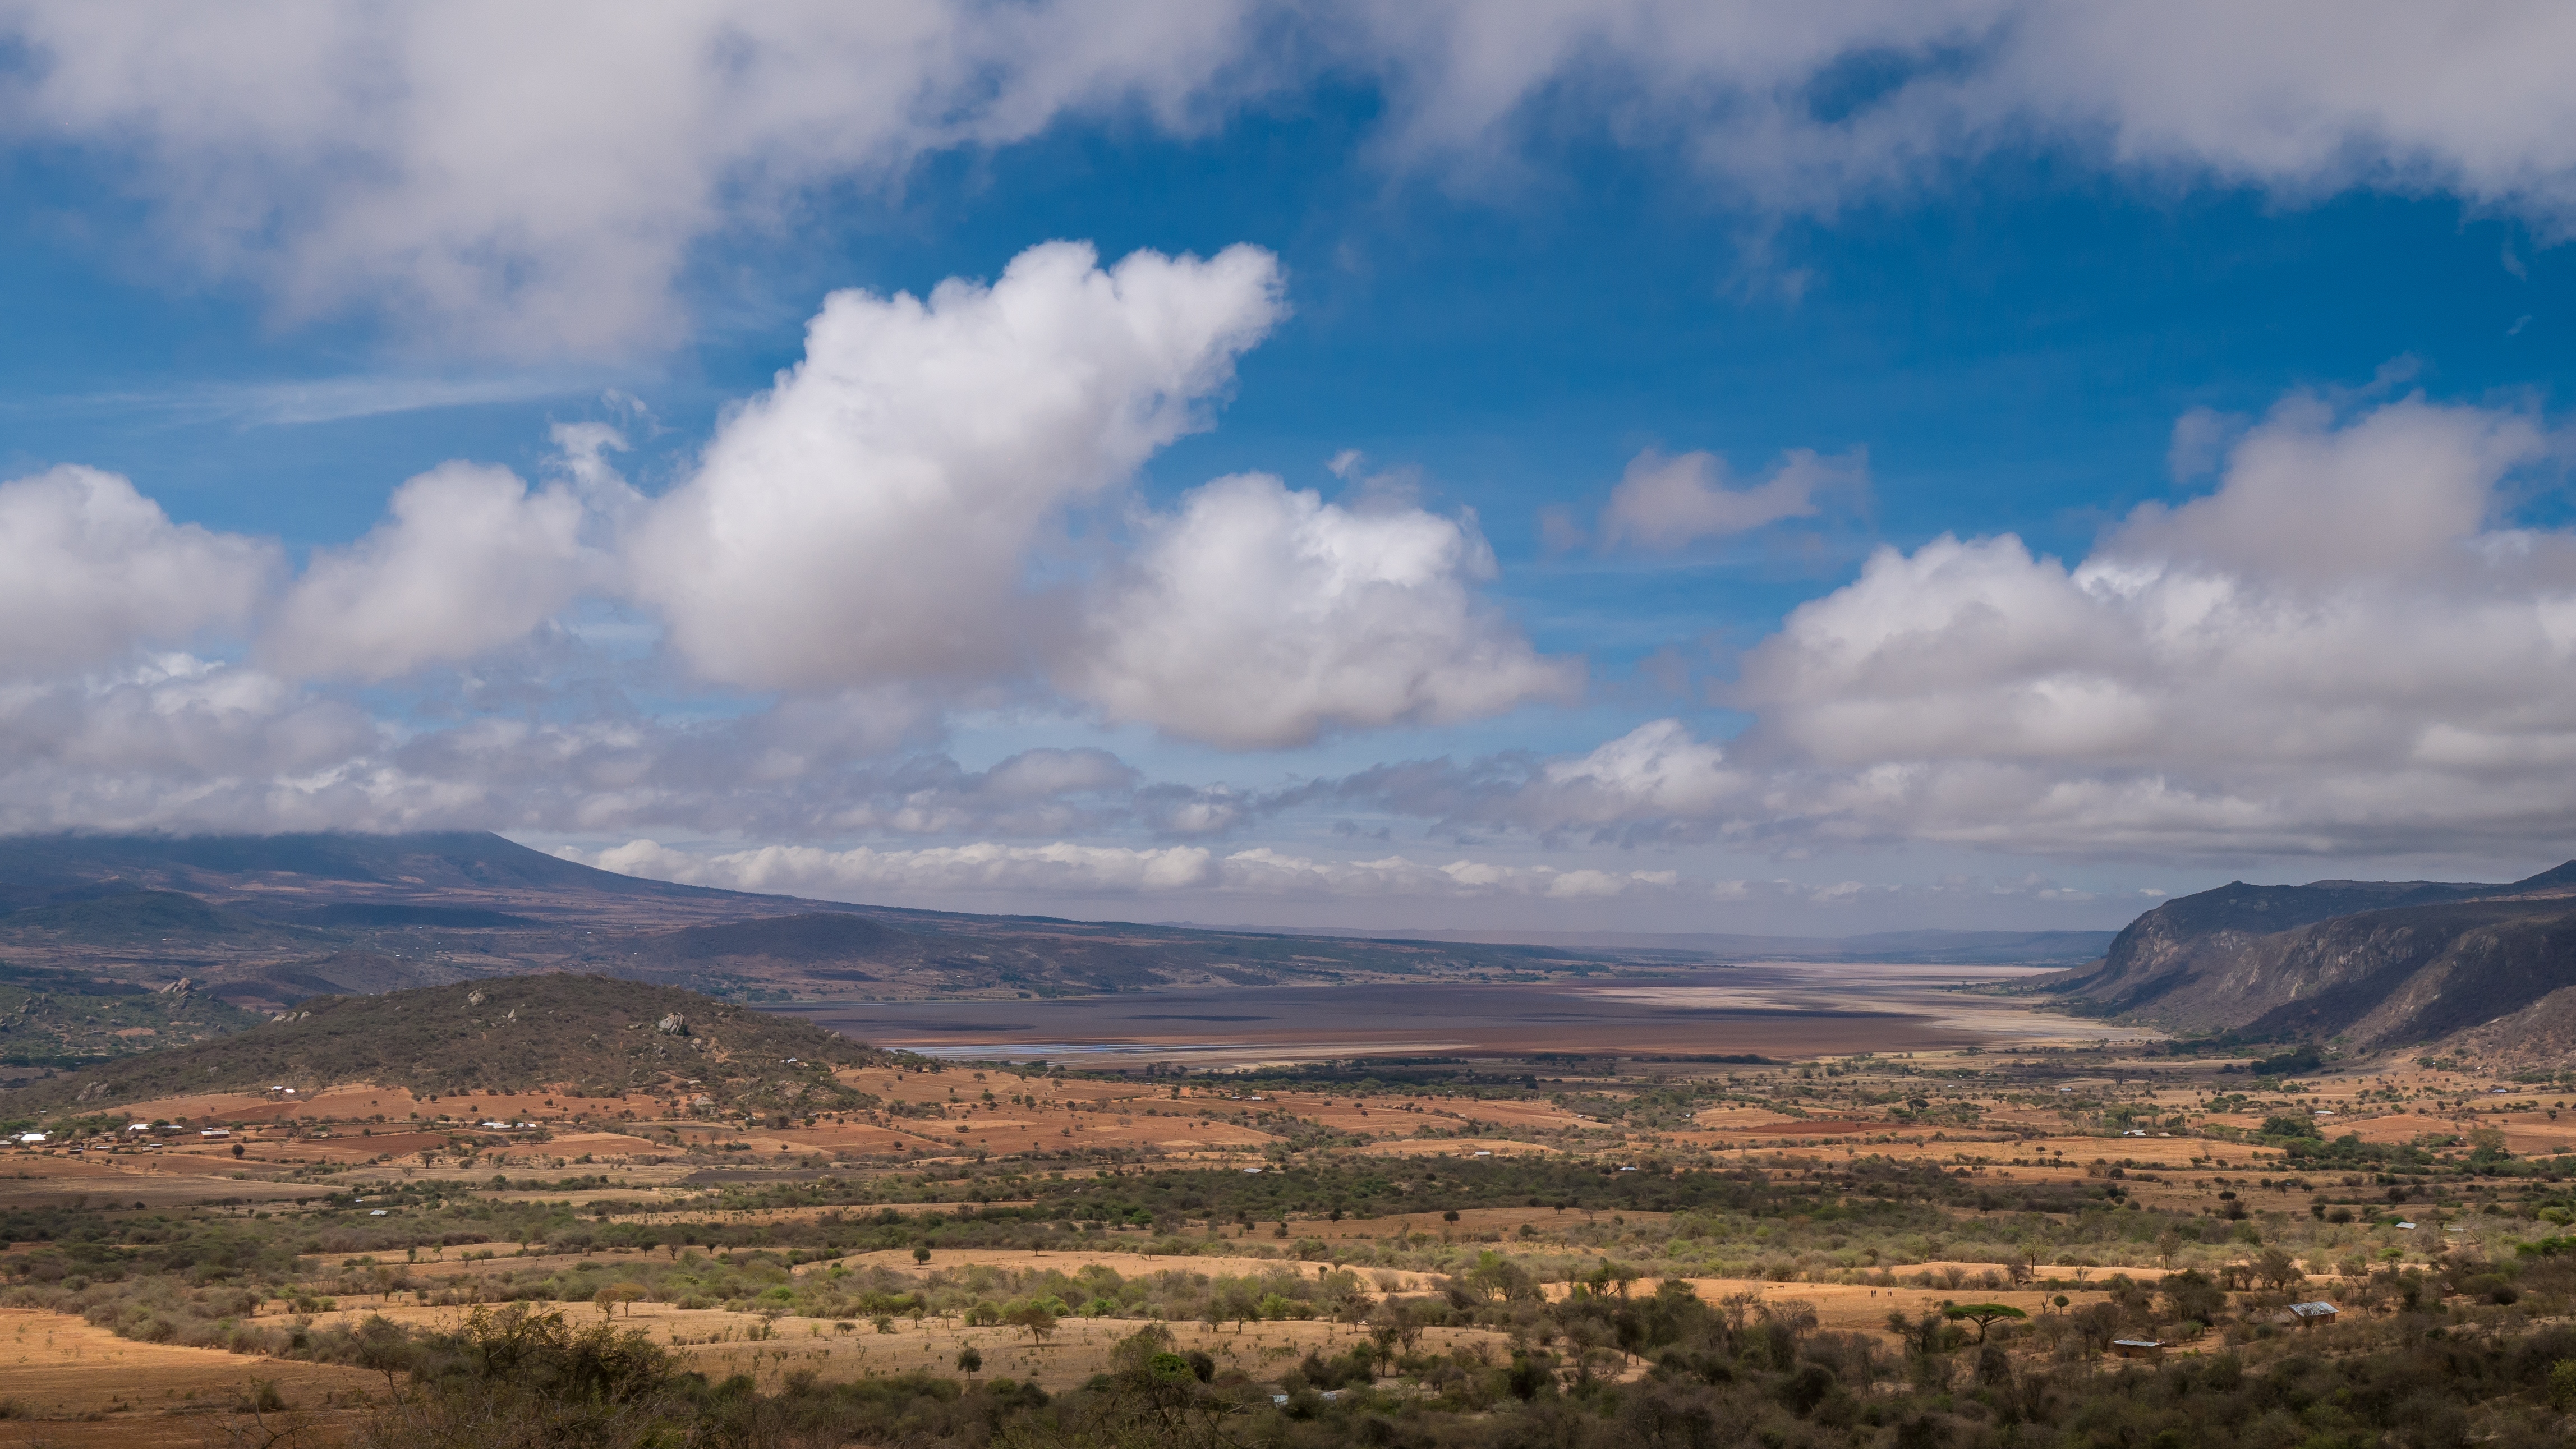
1887,1308,1947,1357
590,1286,625,1320
955,1345,981,1382
1369,1323,1401,1374
1004,1300,1059,1345
1942,1304,2027,1344
1603,1261,1639,1300
2161,1269,2228,1327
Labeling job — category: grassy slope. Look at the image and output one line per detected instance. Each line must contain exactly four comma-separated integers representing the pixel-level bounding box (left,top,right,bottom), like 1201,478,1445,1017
0,965,269,1066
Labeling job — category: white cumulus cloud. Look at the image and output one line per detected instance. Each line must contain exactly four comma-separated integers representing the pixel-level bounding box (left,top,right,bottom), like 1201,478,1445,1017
264,453,613,681
628,241,1286,694
1066,473,1580,747
0,656,393,834
1597,448,1859,551
0,467,274,678
1728,393,2576,855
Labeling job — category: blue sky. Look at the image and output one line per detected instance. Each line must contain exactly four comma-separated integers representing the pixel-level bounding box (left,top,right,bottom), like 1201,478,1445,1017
2,5,2573,935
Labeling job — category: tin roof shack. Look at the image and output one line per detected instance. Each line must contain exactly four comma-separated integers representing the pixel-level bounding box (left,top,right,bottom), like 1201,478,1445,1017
2285,1301,2339,1327
2111,1338,2168,1360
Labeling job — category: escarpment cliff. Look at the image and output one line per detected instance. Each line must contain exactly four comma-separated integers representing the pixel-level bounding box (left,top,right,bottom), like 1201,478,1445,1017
2051,863,2576,1056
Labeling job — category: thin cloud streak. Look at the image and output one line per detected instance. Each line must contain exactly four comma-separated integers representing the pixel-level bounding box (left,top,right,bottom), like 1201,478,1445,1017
27,374,596,428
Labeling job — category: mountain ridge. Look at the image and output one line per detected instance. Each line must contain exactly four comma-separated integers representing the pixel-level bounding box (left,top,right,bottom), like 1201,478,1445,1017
2048,860,2576,1057
0,831,1664,1010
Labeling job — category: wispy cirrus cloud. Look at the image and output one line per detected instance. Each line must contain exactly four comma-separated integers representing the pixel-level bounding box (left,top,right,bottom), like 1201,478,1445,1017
27,374,596,428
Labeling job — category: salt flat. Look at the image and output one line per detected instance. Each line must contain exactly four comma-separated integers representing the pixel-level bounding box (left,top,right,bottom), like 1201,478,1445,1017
781,964,2146,1067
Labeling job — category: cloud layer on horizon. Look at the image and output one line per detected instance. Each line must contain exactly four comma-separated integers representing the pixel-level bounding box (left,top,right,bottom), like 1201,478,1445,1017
558,836,2133,920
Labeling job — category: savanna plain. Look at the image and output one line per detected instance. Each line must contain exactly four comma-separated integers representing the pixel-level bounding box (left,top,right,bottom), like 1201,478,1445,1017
9,958,2576,1449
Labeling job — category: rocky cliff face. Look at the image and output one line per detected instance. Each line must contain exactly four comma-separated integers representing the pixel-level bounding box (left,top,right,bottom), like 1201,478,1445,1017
2054,864,2576,1051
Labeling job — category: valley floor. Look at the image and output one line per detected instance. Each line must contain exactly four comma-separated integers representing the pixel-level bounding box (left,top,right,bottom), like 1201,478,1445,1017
8,1010,2576,1446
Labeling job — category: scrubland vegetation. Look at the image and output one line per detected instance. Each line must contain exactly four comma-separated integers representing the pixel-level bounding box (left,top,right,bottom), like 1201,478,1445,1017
12,1016,2576,1443
9,1130,2576,1445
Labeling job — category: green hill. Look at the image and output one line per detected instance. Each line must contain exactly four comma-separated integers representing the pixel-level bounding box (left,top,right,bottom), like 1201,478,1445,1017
6,975,892,1111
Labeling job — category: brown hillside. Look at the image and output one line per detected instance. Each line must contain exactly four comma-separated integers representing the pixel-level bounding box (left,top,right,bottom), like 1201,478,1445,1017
7,975,890,1112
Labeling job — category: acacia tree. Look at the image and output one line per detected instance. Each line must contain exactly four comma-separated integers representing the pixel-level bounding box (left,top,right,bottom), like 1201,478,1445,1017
591,1284,645,1319
1004,1300,1059,1345
1942,1304,2027,1344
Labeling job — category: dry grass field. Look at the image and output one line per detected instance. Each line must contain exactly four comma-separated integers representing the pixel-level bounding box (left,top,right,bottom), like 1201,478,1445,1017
0,1154,331,1209
0,1309,385,1446
278,1297,1514,1396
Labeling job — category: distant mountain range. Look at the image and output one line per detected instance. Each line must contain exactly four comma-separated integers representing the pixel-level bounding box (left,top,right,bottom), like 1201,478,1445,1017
2046,861,2576,1061
0,831,1669,1014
